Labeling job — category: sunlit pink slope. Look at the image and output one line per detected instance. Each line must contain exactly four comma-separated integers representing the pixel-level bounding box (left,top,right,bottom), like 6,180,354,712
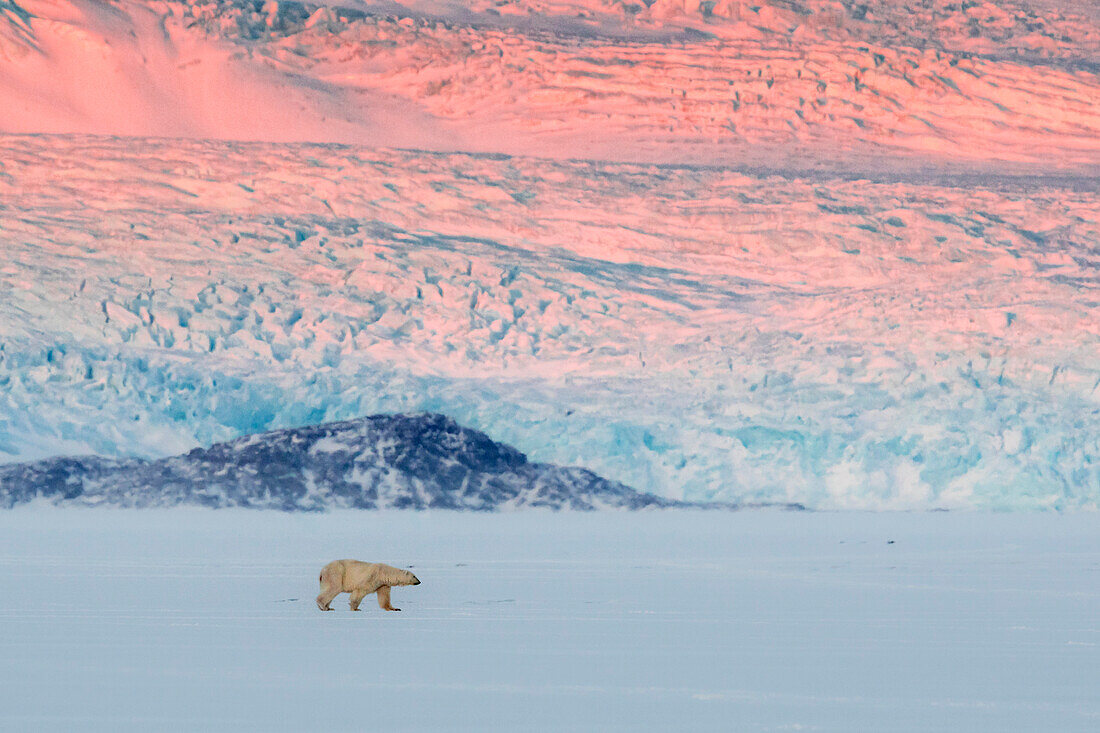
0,0,456,148
2,0,1099,171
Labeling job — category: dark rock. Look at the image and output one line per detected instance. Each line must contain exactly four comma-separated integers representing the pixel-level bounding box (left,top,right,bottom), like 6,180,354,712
0,413,739,511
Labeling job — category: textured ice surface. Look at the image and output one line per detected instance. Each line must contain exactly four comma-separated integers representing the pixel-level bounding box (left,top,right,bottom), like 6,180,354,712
1,136,1098,509
2,0,1099,172
0,509,1097,731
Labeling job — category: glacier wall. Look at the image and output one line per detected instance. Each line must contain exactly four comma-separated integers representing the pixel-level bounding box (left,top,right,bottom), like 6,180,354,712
1,136,1098,509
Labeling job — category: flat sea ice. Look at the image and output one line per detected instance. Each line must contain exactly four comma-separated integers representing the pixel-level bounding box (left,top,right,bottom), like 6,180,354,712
0,508,1095,731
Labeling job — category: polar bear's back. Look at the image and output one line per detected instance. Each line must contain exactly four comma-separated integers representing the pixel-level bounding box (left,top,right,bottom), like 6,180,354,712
321,559,371,590
320,559,402,592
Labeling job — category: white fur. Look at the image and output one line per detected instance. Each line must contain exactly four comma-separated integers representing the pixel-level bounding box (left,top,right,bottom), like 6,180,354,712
316,559,420,611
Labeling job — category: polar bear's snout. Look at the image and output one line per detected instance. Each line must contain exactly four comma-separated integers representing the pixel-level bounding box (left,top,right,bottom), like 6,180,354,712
411,575,421,585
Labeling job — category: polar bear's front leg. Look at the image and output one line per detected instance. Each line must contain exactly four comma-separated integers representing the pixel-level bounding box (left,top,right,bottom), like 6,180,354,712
349,589,368,611
376,585,400,611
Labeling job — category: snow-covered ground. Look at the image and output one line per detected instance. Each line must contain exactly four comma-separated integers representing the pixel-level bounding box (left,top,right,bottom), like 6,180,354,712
0,508,1096,731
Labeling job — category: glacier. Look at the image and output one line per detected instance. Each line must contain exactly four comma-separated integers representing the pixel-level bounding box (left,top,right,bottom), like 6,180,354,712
2,0,1099,511
2,136,1097,510
2,0,1100,173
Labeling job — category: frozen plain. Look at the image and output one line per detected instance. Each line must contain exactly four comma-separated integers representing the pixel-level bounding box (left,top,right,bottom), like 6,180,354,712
0,508,1097,732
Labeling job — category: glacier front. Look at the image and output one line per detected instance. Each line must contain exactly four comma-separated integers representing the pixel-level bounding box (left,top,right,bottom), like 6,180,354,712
1,136,1098,510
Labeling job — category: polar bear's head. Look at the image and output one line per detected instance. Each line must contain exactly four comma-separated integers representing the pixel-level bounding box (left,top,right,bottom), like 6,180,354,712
378,564,421,587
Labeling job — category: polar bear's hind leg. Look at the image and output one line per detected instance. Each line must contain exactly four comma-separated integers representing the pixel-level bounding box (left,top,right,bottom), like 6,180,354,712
316,568,342,611
316,588,339,611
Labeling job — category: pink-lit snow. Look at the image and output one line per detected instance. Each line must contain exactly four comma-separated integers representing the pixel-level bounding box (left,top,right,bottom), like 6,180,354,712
2,0,1099,172
1,136,1097,508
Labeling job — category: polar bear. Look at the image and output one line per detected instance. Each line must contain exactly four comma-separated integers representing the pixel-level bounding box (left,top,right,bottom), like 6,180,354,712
316,559,421,612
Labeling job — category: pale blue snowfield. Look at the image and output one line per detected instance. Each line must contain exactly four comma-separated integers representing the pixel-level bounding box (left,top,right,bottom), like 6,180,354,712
0,508,1096,732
